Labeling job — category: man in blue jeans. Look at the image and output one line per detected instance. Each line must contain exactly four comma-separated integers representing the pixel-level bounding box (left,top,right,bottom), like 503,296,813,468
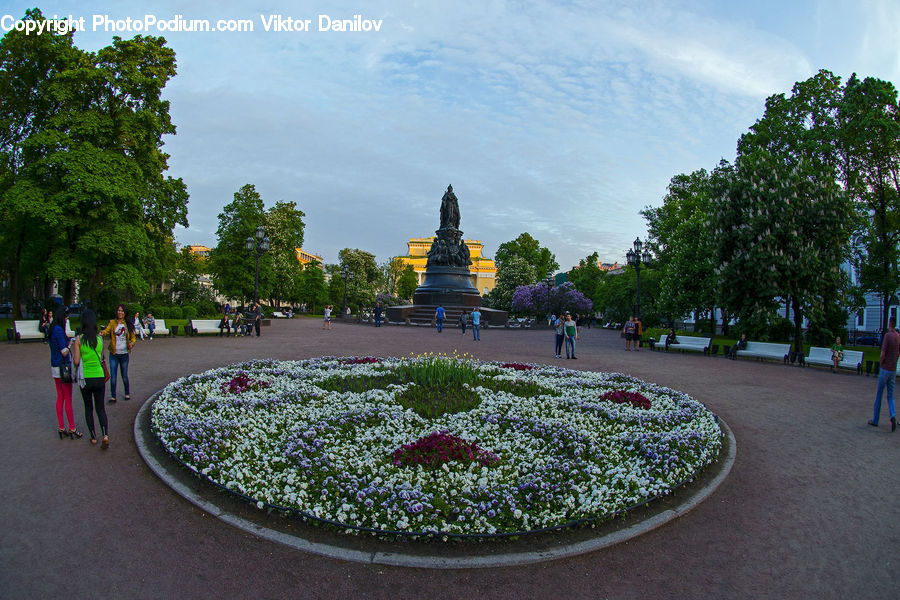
471,307,481,341
869,317,900,432
434,305,445,332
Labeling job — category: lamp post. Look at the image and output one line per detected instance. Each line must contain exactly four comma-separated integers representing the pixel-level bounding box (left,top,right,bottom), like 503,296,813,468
245,226,270,303
625,237,651,319
340,267,354,318
545,270,554,327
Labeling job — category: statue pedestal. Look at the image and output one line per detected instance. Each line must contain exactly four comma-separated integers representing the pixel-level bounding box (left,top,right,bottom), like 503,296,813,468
413,266,482,307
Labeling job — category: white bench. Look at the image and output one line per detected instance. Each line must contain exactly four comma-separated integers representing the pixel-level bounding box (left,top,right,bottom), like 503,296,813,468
13,320,43,342
657,334,712,354
189,319,223,335
735,341,791,363
805,347,863,373
271,311,289,318
139,319,170,337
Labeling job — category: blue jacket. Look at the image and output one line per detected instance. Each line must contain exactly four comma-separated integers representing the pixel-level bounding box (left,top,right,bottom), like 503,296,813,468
49,325,69,367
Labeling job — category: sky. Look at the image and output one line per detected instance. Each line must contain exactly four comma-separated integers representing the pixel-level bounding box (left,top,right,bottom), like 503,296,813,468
3,0,899,270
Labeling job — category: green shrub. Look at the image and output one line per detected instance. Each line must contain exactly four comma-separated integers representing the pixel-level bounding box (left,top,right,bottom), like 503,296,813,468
148,305,166,319
126,303,143,317
168,306,183,319
182,305,198,320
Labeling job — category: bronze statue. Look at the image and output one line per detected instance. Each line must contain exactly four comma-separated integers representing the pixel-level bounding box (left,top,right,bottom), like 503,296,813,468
439,184,460,230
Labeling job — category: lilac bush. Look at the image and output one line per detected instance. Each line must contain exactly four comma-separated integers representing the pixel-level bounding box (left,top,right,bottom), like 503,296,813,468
511,281,593,316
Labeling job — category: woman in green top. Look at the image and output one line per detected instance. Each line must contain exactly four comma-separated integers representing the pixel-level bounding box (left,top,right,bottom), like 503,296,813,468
830,336,844,372
564,312,578,359
72,310,109,449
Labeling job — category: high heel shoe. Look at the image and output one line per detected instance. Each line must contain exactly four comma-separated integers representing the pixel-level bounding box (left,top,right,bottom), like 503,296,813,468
58,429,67,439
68,429,83,439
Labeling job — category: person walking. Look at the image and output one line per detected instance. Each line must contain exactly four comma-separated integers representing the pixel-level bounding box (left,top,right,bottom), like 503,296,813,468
623,317,636,351
458,310,468,334
564,312,578,359
323,305,332,330
49,305,81,439
554,313,565,358
373,301,383,328
252,302,262,337
72,309,109,449
100,303,135,402
869,317,900,432
435,305,445,333
471,307,482,341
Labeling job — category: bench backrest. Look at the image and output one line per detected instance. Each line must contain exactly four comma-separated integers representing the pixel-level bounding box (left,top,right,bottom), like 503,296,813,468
154,319,167,329
742,341,791,355
189,319,221,329
807,347,833,361
14,320,40,334
679,336,711,347
841,349,864,366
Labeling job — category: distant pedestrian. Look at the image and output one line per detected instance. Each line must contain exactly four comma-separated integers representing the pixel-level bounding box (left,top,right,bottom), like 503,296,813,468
623,317,636,351
554,314,565,358
471,308,481,341
374,301,383,327
869,317,900,432
323,305,332,330
72,309,109,449
633,317,643,350
435,305,445,333
39,308,52,342
133,312,145,340
564,312,578,359
458,310,468,335
830,336,844,372
252,302,262,337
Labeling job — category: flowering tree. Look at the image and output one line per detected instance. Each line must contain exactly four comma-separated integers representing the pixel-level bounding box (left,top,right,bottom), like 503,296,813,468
511,281,592,316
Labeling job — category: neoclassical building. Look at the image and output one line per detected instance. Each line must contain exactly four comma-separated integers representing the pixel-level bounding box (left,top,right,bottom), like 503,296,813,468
398,237,496,296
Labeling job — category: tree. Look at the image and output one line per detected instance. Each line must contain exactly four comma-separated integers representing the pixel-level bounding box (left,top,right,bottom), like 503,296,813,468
642,164,730,331
209,184,270,303
379,257,408,296
485,255,535,311
300,261,327,313
265,200,306,307
841,74,900,332
511,281,592,317
714,78,855,350
397,265,419,301
494,233,559,283
0,11,189,315
567,252,603,308
338,248,380,309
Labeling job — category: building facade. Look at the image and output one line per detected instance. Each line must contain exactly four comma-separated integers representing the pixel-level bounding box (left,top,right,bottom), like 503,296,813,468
398,237,497,296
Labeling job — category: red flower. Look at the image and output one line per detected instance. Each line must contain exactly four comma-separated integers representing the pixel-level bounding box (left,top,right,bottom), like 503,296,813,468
500,362,533,371
601,390,651,410
392,431,499,469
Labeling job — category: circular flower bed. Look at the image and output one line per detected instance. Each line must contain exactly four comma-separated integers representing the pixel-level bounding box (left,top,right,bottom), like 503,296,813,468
151,355,723,537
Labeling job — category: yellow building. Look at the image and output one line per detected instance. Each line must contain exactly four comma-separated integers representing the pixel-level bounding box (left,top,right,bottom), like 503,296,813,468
399,237,497,296
187,244,211,258
296,248,323,266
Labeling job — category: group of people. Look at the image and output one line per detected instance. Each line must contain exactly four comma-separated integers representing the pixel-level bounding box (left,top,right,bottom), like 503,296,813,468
552,312,579,359
48,303,138,449
218,303,262,337
132,311,157,340
622,316,643,351
433,305,483,340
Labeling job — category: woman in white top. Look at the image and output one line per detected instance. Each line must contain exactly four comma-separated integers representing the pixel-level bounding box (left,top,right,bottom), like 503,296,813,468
323,305,332,330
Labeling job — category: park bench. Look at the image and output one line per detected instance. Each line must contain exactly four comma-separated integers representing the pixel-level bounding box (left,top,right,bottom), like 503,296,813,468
735,341,791,364
656,334,712,354
139,319,170,337
805,347,864,374
13,320,42,342
188,319,223,336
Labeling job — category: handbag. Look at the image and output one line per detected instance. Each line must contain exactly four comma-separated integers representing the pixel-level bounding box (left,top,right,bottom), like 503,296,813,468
59,358,73,384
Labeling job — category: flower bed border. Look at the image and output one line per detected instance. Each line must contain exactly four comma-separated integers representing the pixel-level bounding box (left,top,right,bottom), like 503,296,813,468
147,357,727,540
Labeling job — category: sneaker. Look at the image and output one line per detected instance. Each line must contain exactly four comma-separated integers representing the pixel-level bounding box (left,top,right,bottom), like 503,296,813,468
868,420,878,427
108,398,117,404
892,416,897,432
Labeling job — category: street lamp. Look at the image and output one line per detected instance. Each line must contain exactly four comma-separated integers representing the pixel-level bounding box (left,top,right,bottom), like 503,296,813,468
545,269,554,327
340,267,354,318
625,237,651,319
245,225,270,303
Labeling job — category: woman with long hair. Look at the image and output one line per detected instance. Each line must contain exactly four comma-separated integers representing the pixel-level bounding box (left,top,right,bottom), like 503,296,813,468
100,303,135,402
48,305,81,439
72,309,109,448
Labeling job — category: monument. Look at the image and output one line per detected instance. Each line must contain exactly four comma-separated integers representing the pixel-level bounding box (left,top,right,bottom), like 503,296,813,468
386,185,508,326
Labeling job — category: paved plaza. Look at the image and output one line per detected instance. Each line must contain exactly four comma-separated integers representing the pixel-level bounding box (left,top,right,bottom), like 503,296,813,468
1,318,897,599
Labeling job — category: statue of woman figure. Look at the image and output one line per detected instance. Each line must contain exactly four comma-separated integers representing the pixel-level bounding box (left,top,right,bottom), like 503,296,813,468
439,184,461,230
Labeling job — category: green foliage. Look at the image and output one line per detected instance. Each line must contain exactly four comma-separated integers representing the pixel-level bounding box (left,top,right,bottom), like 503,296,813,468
300,262,328,313
338,248,380,309
488,255,535,311
209,184,270,302
567,253,602,305
168,306,183,319
265,200,306,306
126,303,144,317
397,264,419,301
495,233,559,282
182,305,198,320
0,10,189,317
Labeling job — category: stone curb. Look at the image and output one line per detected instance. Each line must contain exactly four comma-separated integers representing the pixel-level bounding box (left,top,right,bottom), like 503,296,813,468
134,391,736,569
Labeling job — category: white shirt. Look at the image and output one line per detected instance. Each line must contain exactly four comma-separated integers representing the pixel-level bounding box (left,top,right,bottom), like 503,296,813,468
114,323,128,354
